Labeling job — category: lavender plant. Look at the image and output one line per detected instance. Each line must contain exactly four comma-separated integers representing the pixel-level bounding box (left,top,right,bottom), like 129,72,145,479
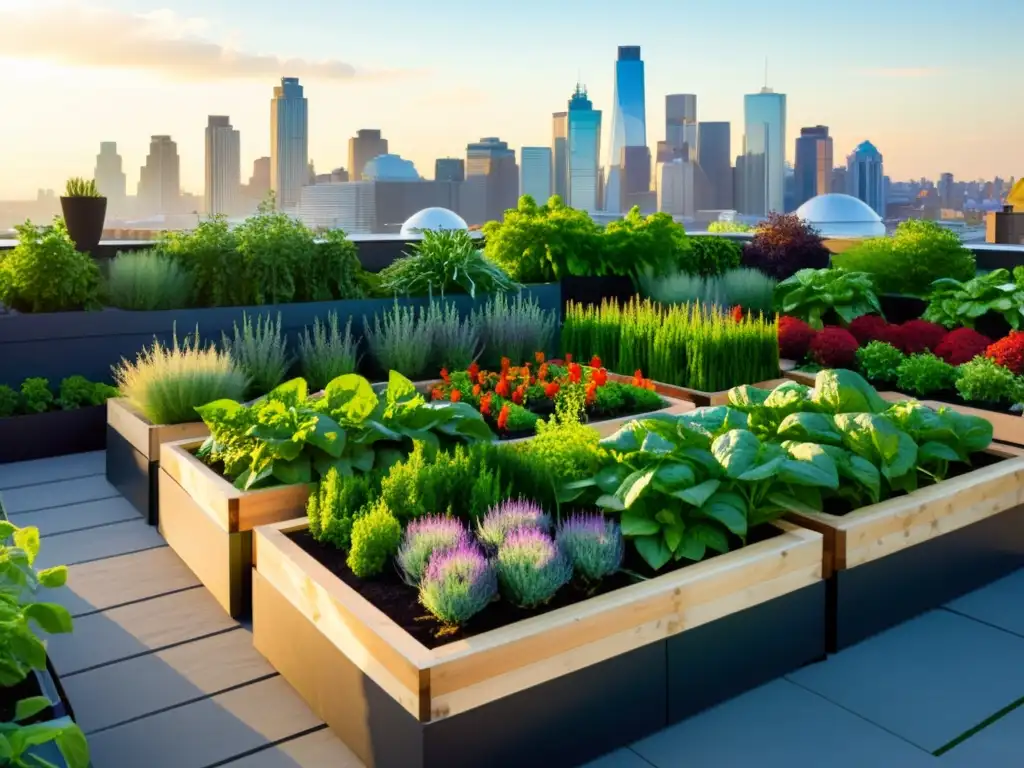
298,312,360,391
556,513,624,583
222,312,291,397
418,542,497,626
472,292,556,369
364,303,433,379
428,301,481,370
476,498,551,551
397,515,470,585
495,528,573,608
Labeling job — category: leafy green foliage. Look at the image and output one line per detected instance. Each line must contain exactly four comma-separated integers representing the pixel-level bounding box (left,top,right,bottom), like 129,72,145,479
106,250,192,310
297,313,360,392
895,353,958,396
0,387,17,418
297,229,365,303
364,303,434,379
0,712,90,768
18,379,53,415
196,371,494,491
721,268,777,315
64,177,100,197
307,467,375,549
687,236,742,276
707,221,753,233
0,376,115,417
472,292,557,369
955,357,1024,406
0,219,100,312
603,207,692,278
774,268,883,329
232,210,314,305
428,301,480,370
922,268,1024,331
159,216,242,308
856,341,905,384
379,230,518,298
346,501,402,578
222,312,291,397
833,219,976,296
114,327,248,425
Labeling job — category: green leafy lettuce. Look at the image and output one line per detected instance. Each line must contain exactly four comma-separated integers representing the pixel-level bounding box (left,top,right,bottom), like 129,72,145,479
773,268,883,329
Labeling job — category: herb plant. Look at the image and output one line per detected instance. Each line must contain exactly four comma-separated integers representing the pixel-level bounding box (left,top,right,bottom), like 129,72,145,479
721,268,777,315
955,357,1023,406
306,467,374,549
160,216,242,308
0,387,18,418
418,542,497,627
64,178,100,197
427,301,480,370
18,379,53,414
472,292,556,369
707,221,753,233
603,207,692,279
297,312,360,391
106,250,191,310
495,528,572,608
922,269,1024,330
856,341,905,383
379,230,518,298
346,501,402,578
687,237,742,277
477,498,551,550
808,327,859,369
556,513,623,583
935,328,992,366
0,219,100,313
397,516,470,585
364,304,434,379
297,229,365,303
222,312,291,397
895,353,958,396
773,268,883,329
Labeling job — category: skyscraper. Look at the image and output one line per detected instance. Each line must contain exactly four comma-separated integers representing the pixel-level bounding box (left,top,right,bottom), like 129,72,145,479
741,87,787,215
137,135,180,216
656,159,695,218
204,116,240,216
604,46,647,212
435,158,465,182
939,172,955,208
665,94,697,160
846,141,885,216
465,137,518,224
794,125,833,208
349,129,389,182
552,112,568,200
520,147,553,203
566,84,602,213
270,77,309,211
697,122,732,210
94,142,126,206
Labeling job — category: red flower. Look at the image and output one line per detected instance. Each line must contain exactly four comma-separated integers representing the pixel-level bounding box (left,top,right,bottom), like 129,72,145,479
590,355,603,369
480,393,493,416
478,371,488,386
585,380,598,404
592,367,608,387
535,351,545,364
899,320,948,355
467,362,480,381
631,369,644,387
545,381,560,398
440,368,450,384
731,305,744,323
450,389,462,403
497,404,510,431
778,316,818,361
512,386,525,405
985,332,1024,375
848,315,890,346
500,356,511,373
935,328,993,366
565,353,573,364
472,384,482,397
495,377,511,398
430,387,443,401
568,363,583,383
808,327,859,369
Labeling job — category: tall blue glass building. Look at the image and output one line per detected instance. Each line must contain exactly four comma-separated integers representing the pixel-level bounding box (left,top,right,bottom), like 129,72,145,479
270,77,308,211
604,46,647,212
567,84,602,212
741,87,786,216
846,140,886,216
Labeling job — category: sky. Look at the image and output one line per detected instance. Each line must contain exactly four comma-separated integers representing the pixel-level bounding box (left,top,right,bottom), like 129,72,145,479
0,0,1021,199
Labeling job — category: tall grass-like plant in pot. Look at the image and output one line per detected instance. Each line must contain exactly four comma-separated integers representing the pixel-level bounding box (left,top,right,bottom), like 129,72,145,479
59,177,106,254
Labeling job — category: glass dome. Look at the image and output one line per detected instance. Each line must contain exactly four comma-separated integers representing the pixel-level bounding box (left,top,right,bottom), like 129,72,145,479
361,154,420,182
795,193,885,238
400,208,469,236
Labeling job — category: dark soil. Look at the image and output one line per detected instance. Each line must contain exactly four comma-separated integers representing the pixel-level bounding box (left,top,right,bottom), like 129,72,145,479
288,524,783,650
0,671,51,724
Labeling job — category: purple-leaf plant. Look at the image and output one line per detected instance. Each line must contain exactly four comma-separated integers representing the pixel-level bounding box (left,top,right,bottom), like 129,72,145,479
495,528,572,609
418,542,497,627
397,515,469,585
477,498,551,551
556,513,624,583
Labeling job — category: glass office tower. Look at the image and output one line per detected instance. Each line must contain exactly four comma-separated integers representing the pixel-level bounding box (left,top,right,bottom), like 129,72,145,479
604,46,647,212
741,87,786,215
566,84,602,212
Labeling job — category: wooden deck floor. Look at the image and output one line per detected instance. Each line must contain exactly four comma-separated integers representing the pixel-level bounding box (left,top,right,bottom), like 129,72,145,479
0,451,364,768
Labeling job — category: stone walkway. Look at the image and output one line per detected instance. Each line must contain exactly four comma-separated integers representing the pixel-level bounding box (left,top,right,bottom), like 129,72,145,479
1,450,1022,767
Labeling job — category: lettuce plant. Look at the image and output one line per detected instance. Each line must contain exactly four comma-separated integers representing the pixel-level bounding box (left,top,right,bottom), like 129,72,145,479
397,516,470,585
495,528,572,608
923,269,1024,330
773,268,883,329
419,542,497,626
895,353,957,397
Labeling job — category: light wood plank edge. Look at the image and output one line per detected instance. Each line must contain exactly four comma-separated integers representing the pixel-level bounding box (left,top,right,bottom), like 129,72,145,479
106,398,209,463
783,370,818,386
921,400,1024,447
254,517,822,723
788,450,1024,571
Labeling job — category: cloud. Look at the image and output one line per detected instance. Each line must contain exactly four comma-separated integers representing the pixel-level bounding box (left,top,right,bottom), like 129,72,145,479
859,67,942,79
0,2,411,82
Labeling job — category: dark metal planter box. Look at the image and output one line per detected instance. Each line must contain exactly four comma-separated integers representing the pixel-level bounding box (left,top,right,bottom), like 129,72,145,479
559,275,636,314
253,519,824,768
0,406,106,465
789,445,1024,652
0,661,72,725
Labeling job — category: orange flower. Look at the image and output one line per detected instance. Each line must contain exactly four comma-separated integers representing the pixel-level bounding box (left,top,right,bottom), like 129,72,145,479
537,363,549,381
478,371,488,386
440,367,450,384
495,377,511,398
590,355,602,369
497,404,510,431
535,351,545,364
450,389,462,403
472,384,482,397
632,369,644,387
545,381,560,398
586,380,598,405
468,362,480,381
500,356,511,373
565,353,573,364
731,305,744,323
568,363,582,383
431,387,443,401
592,367,608,387
480,393,493,416
512,386,525,405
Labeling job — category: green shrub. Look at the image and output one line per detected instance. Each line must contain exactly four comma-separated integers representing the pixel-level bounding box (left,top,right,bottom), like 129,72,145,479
297,229,365,302
637,269,727,307
346,501,402,578
688,237,742,276
427,301,480,370
57,375,118,410
233,210,316,305
896,353,958,396
922,269,1024,331
0,386,18,417
106,250,191,310
956,357,1023,405
160,216,241,307
19,378,53,414
297,312,360,391
0,219,100,312
379,229,518,298
833,220,976,296
472,292,556,369
364,303,434,379
307,467,375,548
707,221,752,233
603,208,690,278
114,327,248,424
856,342,905,383
222,312,291,397
721,268,777,314
774,268,883,329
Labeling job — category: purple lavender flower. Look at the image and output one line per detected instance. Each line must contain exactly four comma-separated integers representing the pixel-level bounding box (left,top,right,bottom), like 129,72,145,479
495,528,572,608
397,515,470,585
556,513,624,583
477,498,551,550
418,542,497,626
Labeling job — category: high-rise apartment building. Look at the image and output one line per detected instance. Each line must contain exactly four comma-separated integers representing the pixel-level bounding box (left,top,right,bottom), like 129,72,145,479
566,85,602,213
605,46,647,212
94,142,126,206
435,158,465,182
939,172,955,208
204,116,240,216
665,94,697,160
794,125,833,208
349,129,389,182
137,135,180,216
465,137,518,224
520,147,553,203
697,122,732,210
270,77,309,211
846,141,885,216
552,111,568,200
741,87,786,216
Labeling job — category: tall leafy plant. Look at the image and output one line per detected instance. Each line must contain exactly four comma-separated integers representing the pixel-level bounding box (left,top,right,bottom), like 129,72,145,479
773,268,883,329
742,213,830,281
298,312,360,391
379,230,518,298
922,268,1024,330
0,219,100,313
472,292,556,369
364,304,434,379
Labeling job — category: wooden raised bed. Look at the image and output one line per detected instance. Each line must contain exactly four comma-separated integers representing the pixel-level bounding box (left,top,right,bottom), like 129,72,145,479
605,372,792,408
253,518,825,768
158,438,312,618
787,444,1024,652
105,398,209,524
0,405,107,465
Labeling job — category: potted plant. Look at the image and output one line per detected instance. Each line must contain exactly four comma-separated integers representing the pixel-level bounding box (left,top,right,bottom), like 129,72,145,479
59,178,106,255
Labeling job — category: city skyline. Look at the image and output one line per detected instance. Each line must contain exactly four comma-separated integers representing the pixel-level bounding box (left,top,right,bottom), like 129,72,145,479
0,0,1020,200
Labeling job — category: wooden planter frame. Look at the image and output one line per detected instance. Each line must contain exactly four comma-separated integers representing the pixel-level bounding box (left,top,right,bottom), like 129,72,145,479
158,438,311,618
253,519,825,768
105,398,209,524
787,444,1024,651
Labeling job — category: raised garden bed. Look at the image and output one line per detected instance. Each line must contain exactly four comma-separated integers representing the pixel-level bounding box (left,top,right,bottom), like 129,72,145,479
252,517,825,768
105,398,209,524
786,444,1024,652
918,400,1024,447
611,372,792,407
0,406,106,464
0,659,74,725
158,437,312,618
